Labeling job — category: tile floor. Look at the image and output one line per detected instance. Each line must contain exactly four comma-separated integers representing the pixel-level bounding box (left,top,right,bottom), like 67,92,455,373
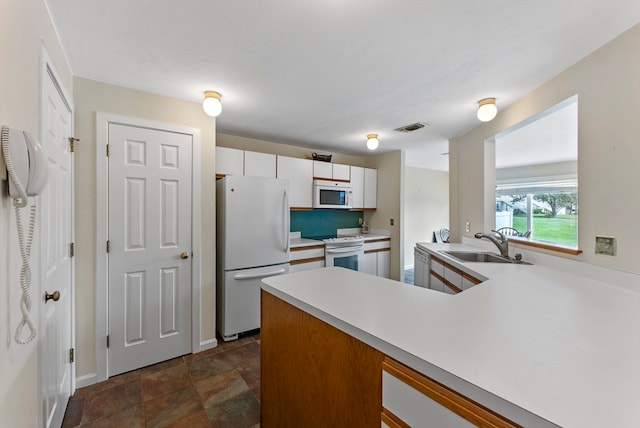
62,331,261,428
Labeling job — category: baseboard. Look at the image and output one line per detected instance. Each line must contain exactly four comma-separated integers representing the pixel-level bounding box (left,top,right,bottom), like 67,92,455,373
199,337,218,352
75,373,97,389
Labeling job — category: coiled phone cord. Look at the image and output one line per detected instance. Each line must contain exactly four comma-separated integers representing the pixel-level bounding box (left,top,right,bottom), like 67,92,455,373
1,127,37,344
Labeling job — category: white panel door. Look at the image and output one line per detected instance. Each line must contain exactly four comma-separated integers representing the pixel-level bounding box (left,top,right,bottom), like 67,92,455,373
40,65,73,428
108,124,192,376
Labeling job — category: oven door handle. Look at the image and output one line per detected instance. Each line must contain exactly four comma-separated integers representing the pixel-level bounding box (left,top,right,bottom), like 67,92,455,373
326,247,363,254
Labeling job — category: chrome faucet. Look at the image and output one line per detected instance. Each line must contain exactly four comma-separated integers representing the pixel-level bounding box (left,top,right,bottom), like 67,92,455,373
474,230,509,258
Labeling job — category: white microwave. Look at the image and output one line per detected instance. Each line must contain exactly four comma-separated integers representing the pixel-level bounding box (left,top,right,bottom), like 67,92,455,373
313,180,352,209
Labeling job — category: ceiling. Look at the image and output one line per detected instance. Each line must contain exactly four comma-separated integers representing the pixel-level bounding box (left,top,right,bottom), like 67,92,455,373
46,1,640,171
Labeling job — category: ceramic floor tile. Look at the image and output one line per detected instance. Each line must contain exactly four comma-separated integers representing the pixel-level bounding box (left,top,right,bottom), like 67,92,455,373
187,354,234,383
236,354,260,391
141,365,193,402
164,409,212,428
63,334,262,427
195,369,249,408
89,404,145,428
81,379,142,423
138,355,186,376
60,395,84,428
144,385,204,427
219,341,260,368
205,390,260,428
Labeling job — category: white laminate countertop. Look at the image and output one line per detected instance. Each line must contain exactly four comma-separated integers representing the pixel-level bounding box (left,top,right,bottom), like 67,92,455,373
289,237,324,248
262,244,640,428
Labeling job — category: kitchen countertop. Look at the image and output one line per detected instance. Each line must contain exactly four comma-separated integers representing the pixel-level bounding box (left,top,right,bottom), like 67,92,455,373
262,243,640,427
289,237,324,248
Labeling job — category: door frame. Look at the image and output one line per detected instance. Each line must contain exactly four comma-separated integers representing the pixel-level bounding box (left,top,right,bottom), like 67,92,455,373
95,113,202,382
38,43,75,426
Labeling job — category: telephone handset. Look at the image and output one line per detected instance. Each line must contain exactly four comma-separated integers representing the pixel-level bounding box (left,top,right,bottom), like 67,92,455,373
2,127,48,205
1,125,49,344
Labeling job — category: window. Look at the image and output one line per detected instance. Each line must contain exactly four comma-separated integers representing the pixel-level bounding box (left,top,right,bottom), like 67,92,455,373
495,96,578,249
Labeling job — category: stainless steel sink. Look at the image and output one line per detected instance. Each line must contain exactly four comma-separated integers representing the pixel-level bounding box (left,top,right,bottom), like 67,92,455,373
441,251,513,263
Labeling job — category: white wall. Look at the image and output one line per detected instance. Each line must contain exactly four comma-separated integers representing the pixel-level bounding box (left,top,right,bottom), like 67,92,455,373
450,24,640,275
0,0,72,425
403,166,449,269
73,77,217,382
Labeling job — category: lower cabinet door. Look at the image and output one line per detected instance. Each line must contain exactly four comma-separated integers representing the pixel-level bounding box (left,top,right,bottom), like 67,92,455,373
382,371,475,428
362,252,377,275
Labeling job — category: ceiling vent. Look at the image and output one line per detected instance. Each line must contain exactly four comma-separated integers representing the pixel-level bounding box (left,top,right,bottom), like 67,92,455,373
394,122,427,133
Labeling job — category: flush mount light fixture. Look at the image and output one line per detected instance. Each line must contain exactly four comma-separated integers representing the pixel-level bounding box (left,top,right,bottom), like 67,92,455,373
366,133,379,150
477,97,497,122
202,91,223,117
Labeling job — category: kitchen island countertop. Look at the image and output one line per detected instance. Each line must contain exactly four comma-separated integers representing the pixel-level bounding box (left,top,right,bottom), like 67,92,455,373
262,244,640,427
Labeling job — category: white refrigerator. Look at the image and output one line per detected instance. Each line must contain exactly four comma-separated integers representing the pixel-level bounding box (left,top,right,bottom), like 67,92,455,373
216,176,290,341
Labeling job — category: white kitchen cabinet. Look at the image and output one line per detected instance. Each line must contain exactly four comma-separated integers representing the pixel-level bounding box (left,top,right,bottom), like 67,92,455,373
377,250,390,279
413,250,427,287
289,244,325,273
277,155,313,209
216,146,244,176
364,167,377,209
313,160,333,179
245,150,276,178
427,253,482,294
350,166,365,210
362,252,377,276
313,161,350,181
382,359,482,428
333,163,350,181
364,238,391,278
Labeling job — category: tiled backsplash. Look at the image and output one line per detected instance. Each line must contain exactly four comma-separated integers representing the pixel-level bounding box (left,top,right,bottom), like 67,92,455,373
290,210,363,238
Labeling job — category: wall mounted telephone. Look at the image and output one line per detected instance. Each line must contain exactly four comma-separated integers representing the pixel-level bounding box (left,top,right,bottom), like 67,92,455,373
1,125,49,344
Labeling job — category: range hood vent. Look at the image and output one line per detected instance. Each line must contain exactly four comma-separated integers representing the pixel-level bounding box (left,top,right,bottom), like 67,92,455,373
394,122,427,133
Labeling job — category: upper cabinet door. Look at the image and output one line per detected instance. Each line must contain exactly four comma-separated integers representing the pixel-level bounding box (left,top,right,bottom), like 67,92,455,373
364,167,377,209
332,163,351,181
245,151,277,178
313,160,333,180
350,166,364,210
277,156,313,209
216,146,244,176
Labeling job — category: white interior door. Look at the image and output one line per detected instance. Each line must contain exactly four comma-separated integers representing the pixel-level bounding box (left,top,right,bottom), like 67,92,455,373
108,123,192,376
40,64,73,428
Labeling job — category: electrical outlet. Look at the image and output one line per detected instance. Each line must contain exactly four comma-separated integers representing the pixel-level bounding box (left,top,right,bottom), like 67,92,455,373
465,222,470,233
390,218,394,226
595,235,615,256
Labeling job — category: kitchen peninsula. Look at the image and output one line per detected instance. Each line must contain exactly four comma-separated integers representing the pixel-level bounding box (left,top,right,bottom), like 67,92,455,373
260,246,640,427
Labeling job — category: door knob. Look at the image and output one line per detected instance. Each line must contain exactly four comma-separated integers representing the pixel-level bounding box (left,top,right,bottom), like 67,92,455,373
45,290,60,303
180,251,190,259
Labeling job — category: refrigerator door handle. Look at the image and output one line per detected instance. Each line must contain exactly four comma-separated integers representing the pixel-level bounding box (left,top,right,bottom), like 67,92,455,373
233,268,287,280
284,189,290,252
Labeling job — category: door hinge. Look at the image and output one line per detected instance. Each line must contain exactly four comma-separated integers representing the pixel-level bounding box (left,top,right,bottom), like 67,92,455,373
106,335,110,348
69,348,75,363
106,240,110,253
69,242,75,257
106,144,110,157
68,137,79,153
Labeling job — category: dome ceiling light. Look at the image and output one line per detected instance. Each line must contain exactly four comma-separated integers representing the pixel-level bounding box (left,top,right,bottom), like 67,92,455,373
203,91,223,117
477,97,497,122
366,134,379,151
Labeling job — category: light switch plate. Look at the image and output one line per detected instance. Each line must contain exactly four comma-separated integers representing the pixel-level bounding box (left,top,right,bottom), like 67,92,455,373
595,235,615,256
